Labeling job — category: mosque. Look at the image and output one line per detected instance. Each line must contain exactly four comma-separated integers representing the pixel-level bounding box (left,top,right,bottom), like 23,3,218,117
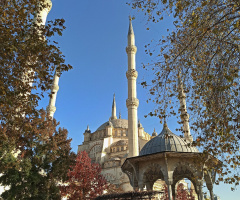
75,13,218,200
76,17,204,199
21,1,219,200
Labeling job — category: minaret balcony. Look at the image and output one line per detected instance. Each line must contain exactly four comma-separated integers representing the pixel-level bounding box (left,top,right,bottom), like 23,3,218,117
126,69,138,79
126,98,139,108
126,45,137,54
52,85,59,92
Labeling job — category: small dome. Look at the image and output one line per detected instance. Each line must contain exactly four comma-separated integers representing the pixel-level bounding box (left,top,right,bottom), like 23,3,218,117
140,123,198,156
85,125,91,133
96,119,128,131
152,128,157,136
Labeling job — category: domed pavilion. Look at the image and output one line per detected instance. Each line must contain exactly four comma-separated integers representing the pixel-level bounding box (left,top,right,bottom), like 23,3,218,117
122,122,219,200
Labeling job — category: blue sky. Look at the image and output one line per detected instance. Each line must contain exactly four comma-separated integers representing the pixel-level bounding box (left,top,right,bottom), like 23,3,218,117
39,0,239,199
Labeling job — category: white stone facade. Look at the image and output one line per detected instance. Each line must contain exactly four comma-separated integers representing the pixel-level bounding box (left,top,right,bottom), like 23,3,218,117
78,116,152,191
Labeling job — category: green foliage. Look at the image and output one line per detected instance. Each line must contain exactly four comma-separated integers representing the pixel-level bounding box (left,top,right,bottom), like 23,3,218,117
130,0,240,187
0,110,76,199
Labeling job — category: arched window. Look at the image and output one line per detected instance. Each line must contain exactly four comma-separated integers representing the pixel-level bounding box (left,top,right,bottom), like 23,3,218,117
121,146,124,151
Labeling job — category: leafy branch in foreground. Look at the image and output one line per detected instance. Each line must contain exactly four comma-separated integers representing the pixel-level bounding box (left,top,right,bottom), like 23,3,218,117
130,0,240,187
0,0,72,121
0,0,74,198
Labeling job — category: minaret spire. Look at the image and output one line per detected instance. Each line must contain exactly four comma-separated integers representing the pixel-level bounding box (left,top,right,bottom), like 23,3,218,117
126,17,139,157
178,72,193,143
47,70,59,118
111,93,117,120
128,16,134,36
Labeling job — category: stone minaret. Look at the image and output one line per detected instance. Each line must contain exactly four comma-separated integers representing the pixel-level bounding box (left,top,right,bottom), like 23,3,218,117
111,94,117,120
47,70,59,118
34,0,52,26
178,72,193,143
126,18,139,157
32,0,56,119
20,0,52,113
23,0,52,84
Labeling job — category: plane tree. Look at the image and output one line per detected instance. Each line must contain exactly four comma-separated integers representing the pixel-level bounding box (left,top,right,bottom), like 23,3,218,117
0,0,74,198
130,0,240,187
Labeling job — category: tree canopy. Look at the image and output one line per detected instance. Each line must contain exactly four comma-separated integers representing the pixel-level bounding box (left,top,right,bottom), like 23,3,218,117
0,0,72,122
0,0,74,198
130,0,240,188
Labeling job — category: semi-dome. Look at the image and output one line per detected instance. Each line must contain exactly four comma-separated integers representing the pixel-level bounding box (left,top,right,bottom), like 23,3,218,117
140,123,198,156
111,140,128,147
96,119,128,131
109,157,121,161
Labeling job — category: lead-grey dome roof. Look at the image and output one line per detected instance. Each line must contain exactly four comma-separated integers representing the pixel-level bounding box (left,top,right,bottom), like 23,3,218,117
96,119,128,131
140,123,198,156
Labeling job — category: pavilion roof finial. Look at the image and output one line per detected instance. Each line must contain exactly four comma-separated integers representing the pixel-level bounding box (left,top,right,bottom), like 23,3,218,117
163,115,168,128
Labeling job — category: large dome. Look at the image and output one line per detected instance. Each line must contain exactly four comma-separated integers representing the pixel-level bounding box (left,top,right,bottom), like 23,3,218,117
96,119,128,131
140,123,198,156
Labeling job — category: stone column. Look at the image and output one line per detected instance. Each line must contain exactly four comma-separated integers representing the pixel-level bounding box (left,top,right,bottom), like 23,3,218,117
126,18,139,157
172,183,176,200
207,184,214,200
166,179,173,200
146,182,153,191
138,181,144,191
196,181,203,200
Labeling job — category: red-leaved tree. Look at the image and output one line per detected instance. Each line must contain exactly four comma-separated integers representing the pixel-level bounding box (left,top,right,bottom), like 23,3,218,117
161,185,168,200
176,183,195,200
161,183,195,200
60,151,108,200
